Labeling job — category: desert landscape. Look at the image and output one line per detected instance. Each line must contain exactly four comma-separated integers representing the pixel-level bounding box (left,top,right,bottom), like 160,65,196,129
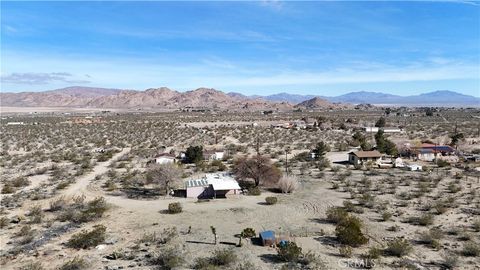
1,101,479,269
2,1,479,269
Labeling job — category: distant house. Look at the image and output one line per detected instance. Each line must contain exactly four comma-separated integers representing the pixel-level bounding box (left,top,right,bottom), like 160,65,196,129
348,150,383,166
203,150,225,161
184,173,241,199
407,164,422,171
408,143,456,162
363,127,403,133
150,153,177,164
6,122,25,126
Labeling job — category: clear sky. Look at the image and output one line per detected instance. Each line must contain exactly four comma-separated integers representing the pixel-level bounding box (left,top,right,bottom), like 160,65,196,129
1,1,479,96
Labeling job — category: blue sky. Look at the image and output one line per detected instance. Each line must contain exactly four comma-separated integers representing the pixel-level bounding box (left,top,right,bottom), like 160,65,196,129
1,1,479,97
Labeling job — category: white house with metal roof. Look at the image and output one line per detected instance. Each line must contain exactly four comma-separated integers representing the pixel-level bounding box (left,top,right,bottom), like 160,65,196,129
184,173,241,199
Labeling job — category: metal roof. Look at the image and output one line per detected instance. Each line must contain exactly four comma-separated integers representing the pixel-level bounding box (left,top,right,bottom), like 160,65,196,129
185,179,209,188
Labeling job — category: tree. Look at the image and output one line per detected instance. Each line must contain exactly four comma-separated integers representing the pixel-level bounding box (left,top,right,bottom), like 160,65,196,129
185,145,203,164
232,155,282,187
375,117,386,128
375,130,397,156
385,108,391,116
147,163,182,195
450,133,464,147
312,141,330,160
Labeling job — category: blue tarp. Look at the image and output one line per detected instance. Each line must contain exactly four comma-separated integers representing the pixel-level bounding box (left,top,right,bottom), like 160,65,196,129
260,230,275,240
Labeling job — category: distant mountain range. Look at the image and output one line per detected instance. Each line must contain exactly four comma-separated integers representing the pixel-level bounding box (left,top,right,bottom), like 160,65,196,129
1,86,478,109
260,90,479,107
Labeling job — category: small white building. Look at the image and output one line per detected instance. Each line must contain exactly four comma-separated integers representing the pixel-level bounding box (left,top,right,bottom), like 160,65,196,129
394,157,405,168
363,127,402,133
407,164,422,171
6,122,25,126
152,153,177,164
185,173,241,199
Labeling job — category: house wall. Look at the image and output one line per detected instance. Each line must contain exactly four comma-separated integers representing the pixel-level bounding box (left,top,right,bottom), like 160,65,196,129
156,157,176,164
186,186,207,198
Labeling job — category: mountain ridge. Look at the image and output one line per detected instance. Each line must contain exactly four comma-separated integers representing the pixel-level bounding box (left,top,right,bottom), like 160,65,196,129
1,87,478,108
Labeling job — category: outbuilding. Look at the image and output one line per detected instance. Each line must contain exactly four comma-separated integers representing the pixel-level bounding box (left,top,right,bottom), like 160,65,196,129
184,173,241,199
348,150,383,166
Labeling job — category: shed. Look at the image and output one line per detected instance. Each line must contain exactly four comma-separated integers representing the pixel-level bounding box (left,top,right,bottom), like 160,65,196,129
407,164,422,171
259,231,276,246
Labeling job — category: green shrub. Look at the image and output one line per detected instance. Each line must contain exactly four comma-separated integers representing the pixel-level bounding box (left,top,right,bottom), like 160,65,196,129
472,218,480,232
277,242,302,262
241,228,256,238
326,206,349,224
462,241,480,257
265,196,278,205
248,187,261,196
67,225,106,249
385,238,412,257
168,202,182,214
59,256,88,270
335,215,368,247
409,213,434,226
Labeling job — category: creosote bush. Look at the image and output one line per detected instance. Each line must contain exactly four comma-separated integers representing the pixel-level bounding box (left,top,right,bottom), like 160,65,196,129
193,248,237,269
385,238,412,257
67,225,106,249
325,206,349,224
168,202,182,214
335,215,369,247
462,241,480,257
265,196,278,205
58,256,88,270
277,242,303,262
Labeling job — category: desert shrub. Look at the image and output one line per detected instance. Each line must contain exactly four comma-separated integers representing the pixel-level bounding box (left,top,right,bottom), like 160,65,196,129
1,184,15,194
265,196,278,205
299,251,327,269
168,202,182,214
58,256,88,270
158,227,178,244
325,206,349,224
0,216,9,228
335,215,368,247
278,176,298,193
150,247,184,269
342,200,356,212
194,249,237,269
248,187,261,196
385,238,412,257
211,249,237,266
472,218,480,232
441,252,458,269
277,242,302,262
12,177,30,187
339,246,352,257
462,241,480,257
381,211,392,222
66,225,106,249
241,227,256,238
408,213,434,226
49,196,67,211
418,228,443,249
363,246,382,260
19,261,44,270
436,159,449,167
27,205,43,224
235,262,256,270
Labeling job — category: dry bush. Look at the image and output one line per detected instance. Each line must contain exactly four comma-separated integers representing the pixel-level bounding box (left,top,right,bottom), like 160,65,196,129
168,202,182,214
385,238,412,257
335,215,368,247
265,196,278,205
67,225,106,249
278,176,298,193
58,256,88,270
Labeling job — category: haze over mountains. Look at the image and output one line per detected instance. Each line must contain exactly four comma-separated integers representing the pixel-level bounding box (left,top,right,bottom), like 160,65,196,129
1,86,478,109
